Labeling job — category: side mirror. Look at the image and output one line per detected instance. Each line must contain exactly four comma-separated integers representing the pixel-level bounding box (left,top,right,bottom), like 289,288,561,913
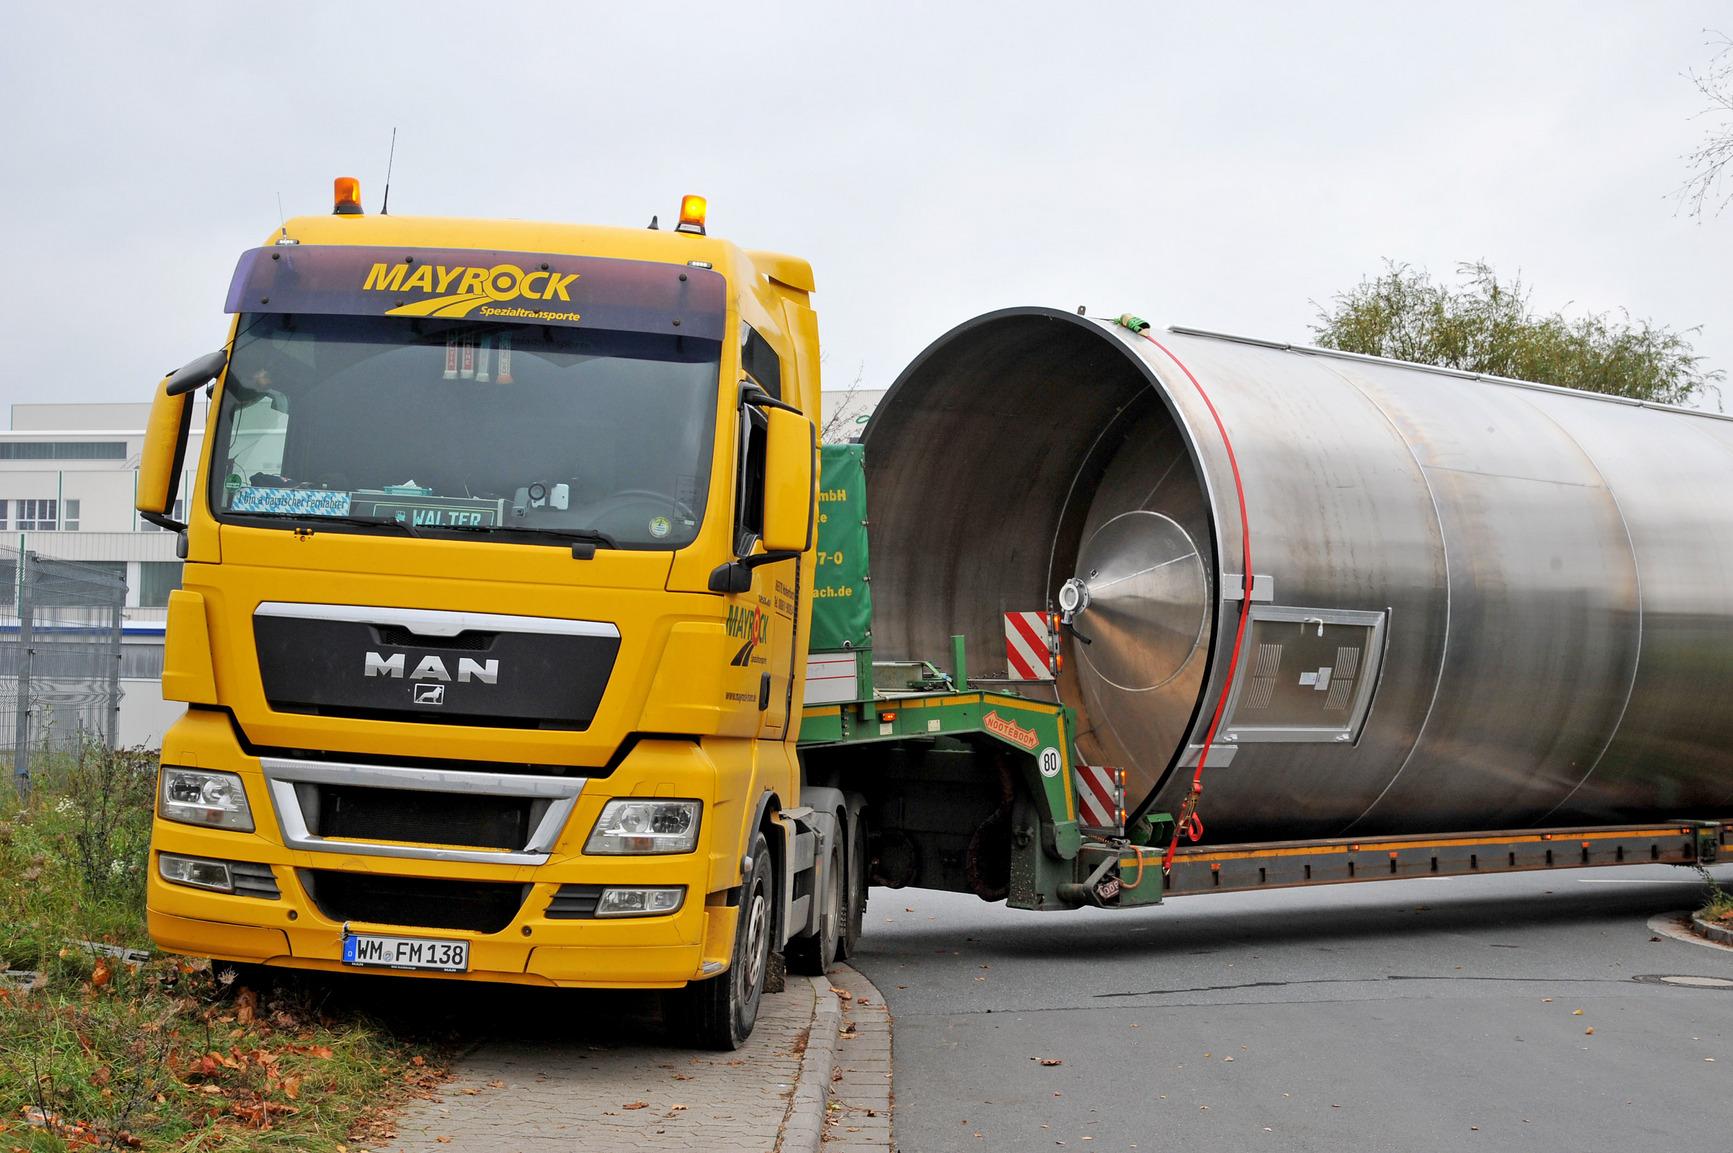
707,392,815,593
761,407,815,553
139,350,224,531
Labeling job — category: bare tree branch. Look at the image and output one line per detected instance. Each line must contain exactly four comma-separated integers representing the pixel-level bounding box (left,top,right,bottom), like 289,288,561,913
1679,30,1733,218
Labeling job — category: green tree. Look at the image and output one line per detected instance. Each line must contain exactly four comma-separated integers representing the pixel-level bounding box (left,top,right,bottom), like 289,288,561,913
1311,262,1723,408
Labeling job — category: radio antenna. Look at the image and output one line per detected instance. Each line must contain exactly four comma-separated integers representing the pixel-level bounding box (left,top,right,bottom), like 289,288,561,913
381,127,398,215
276,192,288,240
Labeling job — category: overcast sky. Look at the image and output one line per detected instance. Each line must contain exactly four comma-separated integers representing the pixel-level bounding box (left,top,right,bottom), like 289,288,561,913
1,2,1727,419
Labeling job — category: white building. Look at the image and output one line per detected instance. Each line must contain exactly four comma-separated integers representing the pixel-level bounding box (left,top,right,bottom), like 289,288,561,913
3,400,203,746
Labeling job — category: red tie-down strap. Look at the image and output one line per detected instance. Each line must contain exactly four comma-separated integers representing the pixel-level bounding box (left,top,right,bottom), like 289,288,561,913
1116,318,1254,875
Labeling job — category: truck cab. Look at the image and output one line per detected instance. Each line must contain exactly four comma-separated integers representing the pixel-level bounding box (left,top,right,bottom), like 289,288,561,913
139,184,827,1048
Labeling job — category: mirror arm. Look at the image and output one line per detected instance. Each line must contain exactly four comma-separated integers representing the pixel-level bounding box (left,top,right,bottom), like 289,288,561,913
707,550,800,594
140,510,188,534
739,383,804,416
165,349,230,397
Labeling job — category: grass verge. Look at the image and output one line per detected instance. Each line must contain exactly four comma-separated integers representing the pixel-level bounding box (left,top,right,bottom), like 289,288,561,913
0,740,445,1151
1700,878,1733,928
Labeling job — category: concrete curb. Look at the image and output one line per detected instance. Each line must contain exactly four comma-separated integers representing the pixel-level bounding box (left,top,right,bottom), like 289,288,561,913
1692,912,1733,947
1647,910,1733,953
779,975,844,1153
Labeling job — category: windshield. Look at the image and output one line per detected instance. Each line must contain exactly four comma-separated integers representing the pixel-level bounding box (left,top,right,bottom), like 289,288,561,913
210,314,721,549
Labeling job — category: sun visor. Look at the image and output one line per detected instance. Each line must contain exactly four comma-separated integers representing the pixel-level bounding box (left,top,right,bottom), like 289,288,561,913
224,245,726,340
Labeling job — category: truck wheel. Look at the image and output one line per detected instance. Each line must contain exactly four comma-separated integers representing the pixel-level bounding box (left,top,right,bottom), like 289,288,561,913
786,840,841,975
836,813,868,961
685,832,773,1050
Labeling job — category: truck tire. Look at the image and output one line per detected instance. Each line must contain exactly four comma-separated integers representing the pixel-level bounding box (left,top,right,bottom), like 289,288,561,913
786,840,841,975
684,832,773,1050
836,813,868,961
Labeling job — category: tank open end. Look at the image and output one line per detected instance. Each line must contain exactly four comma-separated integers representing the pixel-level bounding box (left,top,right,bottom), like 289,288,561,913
863,308,1216,812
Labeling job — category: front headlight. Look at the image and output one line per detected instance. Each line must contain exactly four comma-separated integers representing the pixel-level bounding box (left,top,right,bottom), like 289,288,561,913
584,799,701,854
159,767,254,832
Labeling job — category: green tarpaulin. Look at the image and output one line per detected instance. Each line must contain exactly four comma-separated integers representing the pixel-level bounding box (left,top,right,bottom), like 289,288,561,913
810,443,873,652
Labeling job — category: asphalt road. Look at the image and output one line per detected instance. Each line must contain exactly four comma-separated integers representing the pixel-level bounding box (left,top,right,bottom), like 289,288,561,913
852,863,1733,1152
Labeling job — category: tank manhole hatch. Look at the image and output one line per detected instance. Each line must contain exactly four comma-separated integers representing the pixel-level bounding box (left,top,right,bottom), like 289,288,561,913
1631,974,1733,990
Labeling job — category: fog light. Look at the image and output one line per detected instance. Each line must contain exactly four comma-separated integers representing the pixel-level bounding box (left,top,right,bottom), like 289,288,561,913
159,853,234,893
596,887,685,917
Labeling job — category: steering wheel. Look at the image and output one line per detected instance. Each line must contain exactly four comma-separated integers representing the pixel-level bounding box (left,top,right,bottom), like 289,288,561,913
591,489,696,519
582,489,698,539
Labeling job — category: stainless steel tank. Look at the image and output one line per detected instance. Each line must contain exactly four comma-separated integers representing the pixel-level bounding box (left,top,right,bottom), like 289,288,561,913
862,307,1733,841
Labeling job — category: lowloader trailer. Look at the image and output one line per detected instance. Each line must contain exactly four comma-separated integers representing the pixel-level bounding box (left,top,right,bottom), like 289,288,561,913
138,185,1728,1047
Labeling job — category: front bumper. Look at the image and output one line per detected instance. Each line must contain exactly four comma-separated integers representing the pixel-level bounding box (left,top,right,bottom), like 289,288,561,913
146,710,738,988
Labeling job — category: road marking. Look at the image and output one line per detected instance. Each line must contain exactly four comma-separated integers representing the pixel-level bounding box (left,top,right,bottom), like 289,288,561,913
1576,878,1706,884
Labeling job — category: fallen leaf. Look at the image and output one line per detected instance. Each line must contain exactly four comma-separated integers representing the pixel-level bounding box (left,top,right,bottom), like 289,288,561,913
282,1076,300,1101
623,1101,649,1110
309,1045,335,1060
1585,1027,1595,1035
1034,1057,1063,1067
829,987,853,1000
412,1055,426,1067
1572,1009,1584,1016
235,986,257,1024
90,960,112,988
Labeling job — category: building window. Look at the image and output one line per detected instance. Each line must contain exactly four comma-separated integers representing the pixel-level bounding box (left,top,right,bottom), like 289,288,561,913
140,500,184,531
16,499,57,531
0,441,128,460
138,561,183,608
62,499,80,532
120,645,166,679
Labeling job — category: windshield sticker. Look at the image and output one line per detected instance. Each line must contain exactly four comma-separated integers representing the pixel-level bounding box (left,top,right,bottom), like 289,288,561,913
225,245,726,340
649,515,672,539
230,487,353,517
350,492,506,527
476,336,493,384
497,334,514,384
443,334,459,380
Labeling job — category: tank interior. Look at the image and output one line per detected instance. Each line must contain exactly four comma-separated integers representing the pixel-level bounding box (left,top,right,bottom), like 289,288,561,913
862,310,1216,810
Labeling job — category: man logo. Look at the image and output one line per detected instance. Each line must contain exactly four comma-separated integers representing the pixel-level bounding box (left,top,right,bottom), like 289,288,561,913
364,651,499,684
414,683,446,706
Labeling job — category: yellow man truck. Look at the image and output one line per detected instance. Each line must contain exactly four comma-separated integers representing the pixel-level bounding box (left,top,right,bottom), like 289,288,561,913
139,181,1727,1049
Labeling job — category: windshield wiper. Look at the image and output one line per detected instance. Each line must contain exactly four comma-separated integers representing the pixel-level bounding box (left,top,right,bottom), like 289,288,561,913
432,523,618,549
231,511,423,537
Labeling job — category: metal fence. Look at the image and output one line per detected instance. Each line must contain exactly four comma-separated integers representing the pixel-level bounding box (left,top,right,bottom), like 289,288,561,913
1,544,127,797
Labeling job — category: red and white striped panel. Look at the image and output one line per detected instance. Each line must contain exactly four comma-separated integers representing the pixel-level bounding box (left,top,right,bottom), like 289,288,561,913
1004,611,1054,681
1074,764,1123,831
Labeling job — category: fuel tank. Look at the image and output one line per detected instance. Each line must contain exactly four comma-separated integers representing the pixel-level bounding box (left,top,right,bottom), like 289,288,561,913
862,307,1733,841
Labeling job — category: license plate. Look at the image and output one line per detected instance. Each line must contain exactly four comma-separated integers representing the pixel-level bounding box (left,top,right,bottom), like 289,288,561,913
341,933,469,972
